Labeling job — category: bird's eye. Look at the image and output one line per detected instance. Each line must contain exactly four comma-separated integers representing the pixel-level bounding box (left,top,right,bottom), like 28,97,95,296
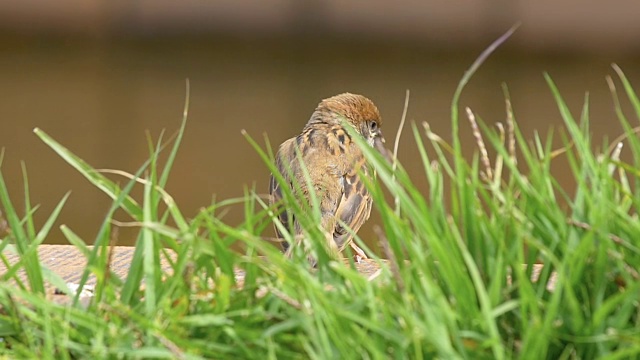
369,121,378,131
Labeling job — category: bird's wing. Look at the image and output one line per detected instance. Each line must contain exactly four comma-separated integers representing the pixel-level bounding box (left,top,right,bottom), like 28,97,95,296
332,171,373,251
269,137,298,250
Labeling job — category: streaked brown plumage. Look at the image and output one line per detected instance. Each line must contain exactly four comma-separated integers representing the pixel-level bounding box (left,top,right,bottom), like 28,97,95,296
269,93,388,263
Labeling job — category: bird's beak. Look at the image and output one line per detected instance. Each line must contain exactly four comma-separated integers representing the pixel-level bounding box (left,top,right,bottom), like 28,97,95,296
373,131,393,163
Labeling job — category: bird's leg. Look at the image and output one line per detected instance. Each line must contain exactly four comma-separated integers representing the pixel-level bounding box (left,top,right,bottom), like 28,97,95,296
284,235,319,267
349,242,368,263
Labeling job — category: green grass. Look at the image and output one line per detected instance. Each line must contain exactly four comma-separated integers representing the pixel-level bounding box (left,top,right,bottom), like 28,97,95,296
2,34,640,358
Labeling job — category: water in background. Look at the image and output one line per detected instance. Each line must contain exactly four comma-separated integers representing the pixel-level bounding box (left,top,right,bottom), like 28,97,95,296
0,36,638,248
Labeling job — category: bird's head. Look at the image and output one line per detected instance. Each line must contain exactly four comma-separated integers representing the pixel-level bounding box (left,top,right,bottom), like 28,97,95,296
312,93,387,153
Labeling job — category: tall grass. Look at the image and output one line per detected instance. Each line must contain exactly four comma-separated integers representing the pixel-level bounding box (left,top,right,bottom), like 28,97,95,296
1,38,640,358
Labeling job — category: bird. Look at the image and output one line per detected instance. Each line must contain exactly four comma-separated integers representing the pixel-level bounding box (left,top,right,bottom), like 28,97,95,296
269,93,389,264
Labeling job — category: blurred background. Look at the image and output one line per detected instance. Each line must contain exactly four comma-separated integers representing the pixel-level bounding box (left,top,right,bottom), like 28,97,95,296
1,1,640,247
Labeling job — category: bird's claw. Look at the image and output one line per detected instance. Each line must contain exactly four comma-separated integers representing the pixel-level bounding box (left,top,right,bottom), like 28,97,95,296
350,243,368,264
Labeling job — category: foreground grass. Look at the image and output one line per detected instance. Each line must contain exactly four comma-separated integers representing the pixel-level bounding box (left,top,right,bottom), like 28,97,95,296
2,43,640,359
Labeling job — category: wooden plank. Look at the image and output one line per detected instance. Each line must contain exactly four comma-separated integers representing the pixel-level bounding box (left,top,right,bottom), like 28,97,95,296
0,245,555,304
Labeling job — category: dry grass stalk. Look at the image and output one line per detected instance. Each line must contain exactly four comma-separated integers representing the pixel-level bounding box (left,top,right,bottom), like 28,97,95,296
466,107,493,181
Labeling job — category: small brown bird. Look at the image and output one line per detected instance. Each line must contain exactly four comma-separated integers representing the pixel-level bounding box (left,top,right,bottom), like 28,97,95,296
269,93,388,263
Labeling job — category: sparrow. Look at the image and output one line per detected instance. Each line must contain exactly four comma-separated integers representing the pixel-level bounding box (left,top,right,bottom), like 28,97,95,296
269,93,389,263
